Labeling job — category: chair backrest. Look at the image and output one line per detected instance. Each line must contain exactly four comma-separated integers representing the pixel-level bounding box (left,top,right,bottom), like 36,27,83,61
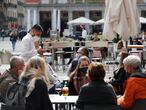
51,41,75,48
130,99,146,110
85,41,108,48
84,105,121,110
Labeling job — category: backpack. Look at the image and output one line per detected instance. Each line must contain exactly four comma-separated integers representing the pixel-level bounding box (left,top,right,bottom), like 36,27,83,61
3,79,28,110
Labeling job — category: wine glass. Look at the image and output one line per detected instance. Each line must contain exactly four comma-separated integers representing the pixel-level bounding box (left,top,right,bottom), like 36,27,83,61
55,87,62,95
55,81,63,95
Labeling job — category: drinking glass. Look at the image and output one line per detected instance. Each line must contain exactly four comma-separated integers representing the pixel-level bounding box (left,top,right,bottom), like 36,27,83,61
55,81,63,95
62,86,69,99
55,87,62,95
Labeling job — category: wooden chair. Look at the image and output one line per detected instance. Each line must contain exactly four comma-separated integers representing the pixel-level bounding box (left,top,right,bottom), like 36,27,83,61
85,41,108,62
51,41,75,71
91,47,102,62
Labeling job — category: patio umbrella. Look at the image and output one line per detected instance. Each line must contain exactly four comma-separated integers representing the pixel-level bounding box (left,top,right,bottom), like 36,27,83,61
103,0,140,41
95,17,146,25
140,17,146,24
95,19,104,25
67,17,95,25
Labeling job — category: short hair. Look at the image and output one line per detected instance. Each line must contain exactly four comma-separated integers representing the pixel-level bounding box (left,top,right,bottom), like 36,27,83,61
78,47,89,57
87,62,105,81
10,56,24,69
123,55,141,68
32,24,43,33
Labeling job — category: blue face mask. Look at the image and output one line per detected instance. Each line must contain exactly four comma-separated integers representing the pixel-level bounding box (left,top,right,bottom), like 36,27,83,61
79,67,88,74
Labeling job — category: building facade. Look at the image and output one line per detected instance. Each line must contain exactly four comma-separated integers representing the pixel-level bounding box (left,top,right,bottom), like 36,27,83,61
17,0,25,29
24,0,146,36
25,0,105,36
0,0,7,29
0,0,25,30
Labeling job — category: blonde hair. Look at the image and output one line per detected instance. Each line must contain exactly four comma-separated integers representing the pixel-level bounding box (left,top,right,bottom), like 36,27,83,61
21,56,50,86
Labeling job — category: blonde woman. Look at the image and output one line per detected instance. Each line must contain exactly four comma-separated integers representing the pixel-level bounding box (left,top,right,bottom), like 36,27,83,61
19,56,53,110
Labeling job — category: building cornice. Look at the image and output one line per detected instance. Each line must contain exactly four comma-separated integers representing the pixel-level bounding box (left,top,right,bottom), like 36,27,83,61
24,3,105,11
24,3,146,11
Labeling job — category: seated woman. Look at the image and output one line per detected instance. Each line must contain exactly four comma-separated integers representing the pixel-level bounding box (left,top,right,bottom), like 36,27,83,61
116,40,126,61
68,56,90,95
19,56,53,110
109,51,129,95
76,62,118,109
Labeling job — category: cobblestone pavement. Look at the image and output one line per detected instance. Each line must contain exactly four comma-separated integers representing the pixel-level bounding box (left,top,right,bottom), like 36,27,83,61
0,37,115,80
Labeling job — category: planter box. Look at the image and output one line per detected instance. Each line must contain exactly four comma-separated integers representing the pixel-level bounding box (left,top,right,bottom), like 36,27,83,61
0,53,12,64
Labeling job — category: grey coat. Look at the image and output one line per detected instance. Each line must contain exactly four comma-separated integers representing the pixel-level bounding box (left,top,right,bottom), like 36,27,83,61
0,70,18,102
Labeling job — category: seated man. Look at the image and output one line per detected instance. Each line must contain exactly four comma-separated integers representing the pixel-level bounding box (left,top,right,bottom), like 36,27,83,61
118,55,146,109
0,56,25,103
66,47,90,76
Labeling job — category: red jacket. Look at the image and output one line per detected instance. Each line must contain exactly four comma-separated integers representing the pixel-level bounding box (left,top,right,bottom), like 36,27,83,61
118,73,146,109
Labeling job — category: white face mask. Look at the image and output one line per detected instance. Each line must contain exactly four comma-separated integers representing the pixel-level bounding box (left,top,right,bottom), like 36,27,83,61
33,36,40,42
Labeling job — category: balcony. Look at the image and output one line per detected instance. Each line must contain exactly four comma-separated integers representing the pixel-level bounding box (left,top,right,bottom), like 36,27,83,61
4,2,17,8
7,17,17,21
0,11,6,24
18,1,24,5
18,13,24,17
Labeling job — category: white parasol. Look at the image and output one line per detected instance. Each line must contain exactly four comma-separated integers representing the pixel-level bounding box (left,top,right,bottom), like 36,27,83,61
95,17,146,25
103,0,140,41
140,17,146,24
67,17,95,25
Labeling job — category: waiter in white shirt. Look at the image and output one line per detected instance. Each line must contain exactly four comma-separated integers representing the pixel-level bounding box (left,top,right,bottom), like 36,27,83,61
81,27,87,41
20,24,43,62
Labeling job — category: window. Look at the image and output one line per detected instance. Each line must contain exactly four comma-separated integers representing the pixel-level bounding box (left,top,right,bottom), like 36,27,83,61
75,0,82,3
57,0,67,3
73,11,85,19
41,0,49,4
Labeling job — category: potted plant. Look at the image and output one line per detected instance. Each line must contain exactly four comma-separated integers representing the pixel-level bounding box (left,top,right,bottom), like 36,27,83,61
0,49,12,64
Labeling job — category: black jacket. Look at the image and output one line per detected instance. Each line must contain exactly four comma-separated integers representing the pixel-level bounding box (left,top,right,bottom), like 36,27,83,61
112,67,128,85
25,79,53,110
76,80,117,109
